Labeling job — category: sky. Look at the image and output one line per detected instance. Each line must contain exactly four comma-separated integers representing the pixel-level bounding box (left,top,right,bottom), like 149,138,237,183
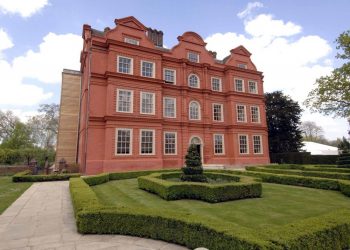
0,0,349,140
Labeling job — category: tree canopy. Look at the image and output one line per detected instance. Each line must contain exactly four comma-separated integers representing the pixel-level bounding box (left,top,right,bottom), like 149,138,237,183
304,30,350,118
265,91,303,154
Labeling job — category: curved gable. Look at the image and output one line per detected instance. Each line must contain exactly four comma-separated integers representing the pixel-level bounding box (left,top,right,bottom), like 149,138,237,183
178,32,206,46
225,45,257,70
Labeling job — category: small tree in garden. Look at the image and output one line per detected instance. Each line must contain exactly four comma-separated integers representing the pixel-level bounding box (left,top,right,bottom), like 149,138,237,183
337,150,350,168
181,144,207,182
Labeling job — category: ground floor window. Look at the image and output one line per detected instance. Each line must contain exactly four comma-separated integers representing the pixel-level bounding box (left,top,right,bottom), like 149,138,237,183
140,129,155,155
164,132,177,155
239,135,249,154
253,135,262,154
115,128,132,155
214,134,224,154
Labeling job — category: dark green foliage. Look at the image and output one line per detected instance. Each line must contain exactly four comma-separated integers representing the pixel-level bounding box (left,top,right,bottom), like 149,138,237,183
338,137,350,152
0,147,55,166
181,166,203,175
180,174,208,182
339,180,350,197
337,152,350,168
138,172,261,203
184,144,202,168
83,173,109,186
181,144,207,182
265,91,303,154
262,164,350,173
270,152,338,164
12,170,80,182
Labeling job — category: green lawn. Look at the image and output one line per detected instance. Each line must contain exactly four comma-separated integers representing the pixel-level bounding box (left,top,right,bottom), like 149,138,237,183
92,178,350,231
0,176,31,214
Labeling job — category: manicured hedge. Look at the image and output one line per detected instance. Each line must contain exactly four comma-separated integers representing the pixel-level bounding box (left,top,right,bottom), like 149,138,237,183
12,170,80,182
83,173,109,186
138,172,261,203
262,164,350,173
270,152,338,165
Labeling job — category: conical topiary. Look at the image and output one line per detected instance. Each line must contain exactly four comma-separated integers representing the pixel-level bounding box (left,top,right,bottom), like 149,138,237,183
181,144,207,182
337,150,350,168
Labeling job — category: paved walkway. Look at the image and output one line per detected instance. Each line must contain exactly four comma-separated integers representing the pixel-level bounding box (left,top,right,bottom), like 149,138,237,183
0,181,188,250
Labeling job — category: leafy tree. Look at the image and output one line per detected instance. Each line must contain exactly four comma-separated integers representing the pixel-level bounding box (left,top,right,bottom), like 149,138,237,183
0,122,33,149
304,30,350,118
338,137,350,152
181,144,207,182
0,110,19,142
265,91,303,153
300,121,324,142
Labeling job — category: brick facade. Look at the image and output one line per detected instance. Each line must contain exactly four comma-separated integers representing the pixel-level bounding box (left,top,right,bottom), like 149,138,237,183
77,16,269,175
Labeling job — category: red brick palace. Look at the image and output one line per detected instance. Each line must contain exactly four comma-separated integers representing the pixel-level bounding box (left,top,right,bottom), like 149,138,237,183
57,16,270,174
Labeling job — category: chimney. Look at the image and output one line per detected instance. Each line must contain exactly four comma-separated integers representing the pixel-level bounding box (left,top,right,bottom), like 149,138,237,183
147,28,163,47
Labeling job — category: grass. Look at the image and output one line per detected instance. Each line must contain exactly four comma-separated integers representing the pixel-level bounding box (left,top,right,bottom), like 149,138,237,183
92,178,350,231
0,176,31,214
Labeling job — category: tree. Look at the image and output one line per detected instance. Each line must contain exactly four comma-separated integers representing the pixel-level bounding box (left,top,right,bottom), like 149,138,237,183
338,137,350,152
181,144,207,182
300,121,324,142
27,103,59,149
265,91,303,153
0,122,33,149
0,110,19,142
304,30,350,118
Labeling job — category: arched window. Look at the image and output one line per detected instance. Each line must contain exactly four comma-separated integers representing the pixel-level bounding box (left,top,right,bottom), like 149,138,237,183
188,74,199,88
189,101,200,120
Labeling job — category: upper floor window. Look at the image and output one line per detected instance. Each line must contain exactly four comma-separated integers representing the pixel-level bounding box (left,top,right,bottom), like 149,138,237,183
164,68,176,84
238,63,247,69
164,132,177,155
211,77,222,92
248,81,258,94
188,74,200,88
189,101,200,120
115,128,132,155
117,56,133,74
236,105,246,122
124,37,140,45
117,89,133,113
188,52,199,63
253,135,263,154
239,135,249,154
140,92,155,115
213,104,223,122
141,61,155,78
214,134,224,155
140,129,155,155
235,79,244,92
163,97,176,118
251,106,260,123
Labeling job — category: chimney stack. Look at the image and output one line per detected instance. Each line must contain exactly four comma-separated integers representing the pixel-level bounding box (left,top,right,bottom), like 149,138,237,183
147,28,163,47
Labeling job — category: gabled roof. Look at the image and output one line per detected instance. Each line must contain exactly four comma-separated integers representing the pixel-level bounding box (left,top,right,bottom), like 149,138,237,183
114,16,147,31
230,45,252,57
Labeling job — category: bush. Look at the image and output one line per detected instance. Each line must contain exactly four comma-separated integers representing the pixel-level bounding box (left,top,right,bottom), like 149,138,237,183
83,173,109,186
12,170,80,182
270,152,338,165
337,152,350,168
138,172,262,203
181,144,207,182
262,164,350,173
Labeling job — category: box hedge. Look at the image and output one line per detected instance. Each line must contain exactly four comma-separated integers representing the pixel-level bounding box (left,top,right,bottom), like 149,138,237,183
12,170,80,182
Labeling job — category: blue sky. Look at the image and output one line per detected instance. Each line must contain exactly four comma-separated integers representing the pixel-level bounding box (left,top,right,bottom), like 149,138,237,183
0,0,349,140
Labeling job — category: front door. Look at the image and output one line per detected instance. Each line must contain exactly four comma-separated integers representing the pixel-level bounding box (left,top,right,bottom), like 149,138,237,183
195,144,201,157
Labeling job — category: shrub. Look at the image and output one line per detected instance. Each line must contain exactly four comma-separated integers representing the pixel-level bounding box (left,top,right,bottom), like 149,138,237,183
83,173,109,186
12,170,80,182
138,172,261,203
181,144,207,182
270,152,338,165
337,152,350,168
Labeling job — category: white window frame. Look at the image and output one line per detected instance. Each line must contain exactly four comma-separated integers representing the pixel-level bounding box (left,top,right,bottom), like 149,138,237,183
188,51,199,63
213,134,225,155
189,101,201,120
238,134,249,155
164,132,177,155
163,97,176,118
253,135,263,154
117,56,133,75
140,60,155,78
140,91,155,115
250,106,261,123
238,63,247,69
124,37,140,45
163,68,176,84
188,74,200,88
236,104,247,122
116,89,133,113
139,129,155,155
211,77,222,92
115,128,133,156
212,103,224,122
248,80,258,94
234,78,245,92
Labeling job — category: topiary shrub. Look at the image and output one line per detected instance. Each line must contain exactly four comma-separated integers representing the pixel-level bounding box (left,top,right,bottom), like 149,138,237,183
337,151,350,168
181,144,207,182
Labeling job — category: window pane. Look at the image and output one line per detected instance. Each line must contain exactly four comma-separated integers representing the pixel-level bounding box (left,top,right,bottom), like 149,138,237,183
189,102,200,120
239,135,248,154
212,78,221,91
188,52,199,62
118,57,131,74
116,129,131,155
249,81,257,94
164,132,176,154
141,130,154,154
237,105,246,122
189,75,199,88
142,61,154,77
235,79,244,92
213,104,222,121
141,92,154,114
164,69,175,83
214,134,224,154
253,135,262,154
164,98,175,118
251,106,260,123
118,90,132,112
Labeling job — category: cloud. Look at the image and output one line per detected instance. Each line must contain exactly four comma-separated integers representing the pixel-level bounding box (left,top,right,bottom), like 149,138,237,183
0,32,81,106
0,0,48,18
237,2,263,19
205,14,348,139
0,28,13,57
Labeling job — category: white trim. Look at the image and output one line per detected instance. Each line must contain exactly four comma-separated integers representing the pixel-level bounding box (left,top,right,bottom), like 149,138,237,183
211,77,222,92
139,129,155,155
140,91,155,115
236,104,247,122
124,37,140,45
140,60,155,78
248,80,258,94
212,103,224,122
213,134,225,155
163,131,177,155
250,105,261,123
189,101,201,120
163,68,176,84
116,89,134,113
115,128,133,156
187,51,199,63
117,55,133,75
188,74,200,88
238,134,249,155
163,97,176,118
252,135,263,154
237,63,247,69
234,78,245,92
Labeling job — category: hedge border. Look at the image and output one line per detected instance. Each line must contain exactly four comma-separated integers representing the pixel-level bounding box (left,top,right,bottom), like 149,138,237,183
69,169,350,250
12,170,80,182
138,172,262,203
